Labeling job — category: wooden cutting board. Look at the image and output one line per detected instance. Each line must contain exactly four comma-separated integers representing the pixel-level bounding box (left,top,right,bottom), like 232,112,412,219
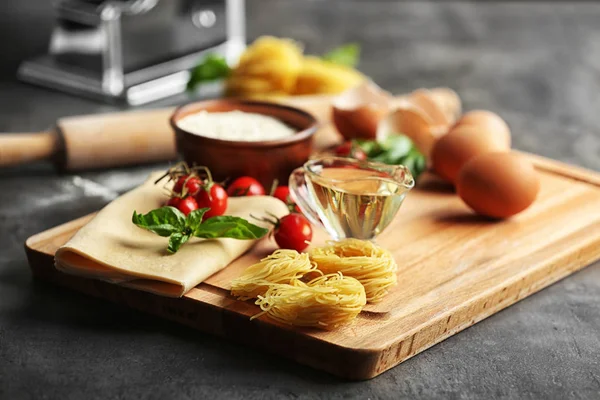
25,99,600,380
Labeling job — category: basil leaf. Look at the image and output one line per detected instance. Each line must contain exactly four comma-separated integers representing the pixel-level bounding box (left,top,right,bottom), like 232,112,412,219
193,216,269,240
322,43,361,67
383,135,412,160
409,149,427,179
354,139,382,157
357,134,426,180
168,233,190,254
132,207,186,237
186,208,210,232
370,152,392,164
187,54,232,92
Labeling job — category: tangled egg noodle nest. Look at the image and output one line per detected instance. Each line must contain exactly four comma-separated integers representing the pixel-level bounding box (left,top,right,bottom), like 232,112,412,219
230,239,397,329
309,239,398,304
230,249,318,301
253,273,366,330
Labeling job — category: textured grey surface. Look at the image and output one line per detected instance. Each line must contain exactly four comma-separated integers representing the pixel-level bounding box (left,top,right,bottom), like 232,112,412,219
1,1,600,399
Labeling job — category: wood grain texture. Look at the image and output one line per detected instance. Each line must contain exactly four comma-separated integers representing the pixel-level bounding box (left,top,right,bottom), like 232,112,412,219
0,131,57,166
25,152,600,380
57,108,177,170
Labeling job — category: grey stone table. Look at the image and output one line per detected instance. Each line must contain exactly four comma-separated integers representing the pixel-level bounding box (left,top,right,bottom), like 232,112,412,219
1,1,599,399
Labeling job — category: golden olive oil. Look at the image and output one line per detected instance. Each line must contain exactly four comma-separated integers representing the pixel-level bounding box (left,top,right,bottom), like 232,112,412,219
306,167,408,240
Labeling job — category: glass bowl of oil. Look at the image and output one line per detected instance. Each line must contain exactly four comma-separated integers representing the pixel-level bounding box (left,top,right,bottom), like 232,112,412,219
289,156,414,241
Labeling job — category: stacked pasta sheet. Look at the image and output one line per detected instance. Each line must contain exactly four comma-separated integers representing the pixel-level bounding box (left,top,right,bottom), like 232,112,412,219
55,173,288,298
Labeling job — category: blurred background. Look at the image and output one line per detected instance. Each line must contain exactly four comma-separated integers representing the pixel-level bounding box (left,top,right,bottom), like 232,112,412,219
0,0,598,171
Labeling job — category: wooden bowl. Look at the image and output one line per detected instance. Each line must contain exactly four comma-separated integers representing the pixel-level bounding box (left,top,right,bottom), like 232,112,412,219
170,99,318,189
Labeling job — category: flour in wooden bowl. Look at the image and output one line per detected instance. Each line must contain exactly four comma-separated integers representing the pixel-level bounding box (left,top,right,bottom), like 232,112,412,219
177,110,296,142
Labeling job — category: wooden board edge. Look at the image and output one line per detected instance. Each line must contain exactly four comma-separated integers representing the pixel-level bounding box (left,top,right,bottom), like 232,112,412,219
367,221,600,378
24,219,600,380
24,244,381,381
516,150,600,186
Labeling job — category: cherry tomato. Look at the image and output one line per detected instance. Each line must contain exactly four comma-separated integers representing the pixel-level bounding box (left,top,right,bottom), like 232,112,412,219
272,186,301,213
333,141,367,161
227,176,265,197
272,186,291,203
173,175,202,196
166,197,181,208
274,214,312,252
334,141,353,157
183,176,202,195
173,175,188,193
195,183,228,220
177,196,198,216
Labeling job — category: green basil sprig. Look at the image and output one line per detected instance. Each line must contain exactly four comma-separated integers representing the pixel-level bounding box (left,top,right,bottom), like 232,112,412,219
132,207,268,254
354,134,427,180
186,55,232,92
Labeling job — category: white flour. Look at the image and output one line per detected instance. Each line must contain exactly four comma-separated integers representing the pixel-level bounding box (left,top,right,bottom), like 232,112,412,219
177,110,296,141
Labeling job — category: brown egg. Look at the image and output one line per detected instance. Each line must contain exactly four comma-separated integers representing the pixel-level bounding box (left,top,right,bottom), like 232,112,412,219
457,152,540,218
409,89,451,126
428,87,462,124
377,105,445,158
332,104,388,140
453,110,511,147
431,125,511,183
331,81,392,140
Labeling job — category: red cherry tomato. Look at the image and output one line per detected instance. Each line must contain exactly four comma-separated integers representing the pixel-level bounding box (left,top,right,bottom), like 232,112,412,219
274,214,312,252
334,141,353,157
227,176,265,197
333,141,367,161
177,196,198,216
173,175,202,196
166,197,181,208
173,175,188,193
184,176,202,195
272,186,291,203
195,183,228,220
272,186,301,213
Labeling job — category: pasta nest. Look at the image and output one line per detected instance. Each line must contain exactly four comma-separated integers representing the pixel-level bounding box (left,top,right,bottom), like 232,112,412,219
252,273,366,330
310,238,397,303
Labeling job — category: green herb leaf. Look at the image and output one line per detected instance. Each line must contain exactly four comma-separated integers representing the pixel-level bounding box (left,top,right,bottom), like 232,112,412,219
132,207,187,237
406,147,427,179
354,139,382,157
193,216,269,240
168,232,190,254
382,135,413,163
186,208,210,232
187,54,232,92
322,43,361,67
132,204,269,253
355,134,427,180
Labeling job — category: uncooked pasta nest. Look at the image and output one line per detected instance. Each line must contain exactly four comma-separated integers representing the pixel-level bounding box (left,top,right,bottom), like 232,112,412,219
230,249,318,301
309,238,398,303
252,273,366,330
230,239,397,329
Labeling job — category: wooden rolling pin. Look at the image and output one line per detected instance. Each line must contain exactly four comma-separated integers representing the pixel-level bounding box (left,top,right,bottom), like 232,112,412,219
0,97,335,171
0,89,459,171
0,108,177,170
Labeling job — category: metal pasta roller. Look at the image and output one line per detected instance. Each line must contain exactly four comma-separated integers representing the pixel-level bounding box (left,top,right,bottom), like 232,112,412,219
18,0,246,105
